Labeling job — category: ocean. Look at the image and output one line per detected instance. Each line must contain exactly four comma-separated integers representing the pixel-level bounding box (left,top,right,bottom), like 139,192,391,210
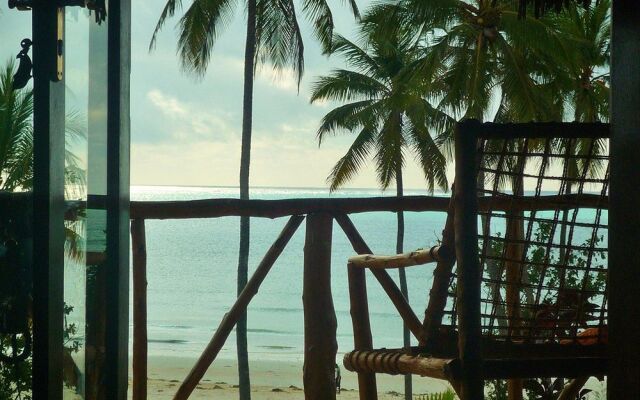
129,185,451,363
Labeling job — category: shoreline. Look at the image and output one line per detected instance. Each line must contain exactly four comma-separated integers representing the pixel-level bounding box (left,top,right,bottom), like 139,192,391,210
137,354,452,398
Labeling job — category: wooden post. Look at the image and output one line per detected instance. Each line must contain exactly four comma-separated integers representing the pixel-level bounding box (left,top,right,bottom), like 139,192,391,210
422,194,456,347
505,177,525,400
173,215,304,400
335,214,423,340
131,219,148,400
347,252,378,399
610,2,640,399
303,213,338,400
454,120,484,400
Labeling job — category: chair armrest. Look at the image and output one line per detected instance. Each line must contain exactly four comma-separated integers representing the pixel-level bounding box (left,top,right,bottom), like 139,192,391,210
348,245,449,269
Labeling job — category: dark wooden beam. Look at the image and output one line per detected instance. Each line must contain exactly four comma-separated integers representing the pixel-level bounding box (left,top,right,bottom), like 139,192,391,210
479,357,608,380
31,3,66,398
473,121,609,140
455,120,484,399
610,1,640,399
303,213,337,400
105,1,131,398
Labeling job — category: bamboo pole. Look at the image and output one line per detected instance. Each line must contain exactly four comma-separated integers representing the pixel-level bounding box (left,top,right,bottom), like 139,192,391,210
348,246,444,269
131,219,147,400
343,350,456,381
303,213,337,400
172,215,305,400
455,120,484,400
335,214,423,341
129,194,606,220
347,262,378,399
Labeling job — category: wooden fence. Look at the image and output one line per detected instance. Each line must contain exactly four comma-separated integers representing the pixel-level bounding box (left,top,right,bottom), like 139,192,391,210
128,194,603,400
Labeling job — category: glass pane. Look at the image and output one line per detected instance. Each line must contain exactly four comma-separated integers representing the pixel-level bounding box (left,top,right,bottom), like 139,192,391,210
0,5,34,399
64,5,109,399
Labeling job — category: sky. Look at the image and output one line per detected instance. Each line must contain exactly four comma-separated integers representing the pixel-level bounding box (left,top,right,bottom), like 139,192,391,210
0,1,450,191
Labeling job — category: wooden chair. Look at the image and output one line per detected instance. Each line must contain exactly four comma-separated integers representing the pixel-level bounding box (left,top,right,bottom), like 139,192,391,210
342,120,610,400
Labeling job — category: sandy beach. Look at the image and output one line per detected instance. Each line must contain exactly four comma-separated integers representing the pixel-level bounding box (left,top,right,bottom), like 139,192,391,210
137,355,453,399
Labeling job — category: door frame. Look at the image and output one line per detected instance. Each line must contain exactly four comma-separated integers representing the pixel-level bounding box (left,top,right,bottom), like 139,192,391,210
30,1,130,398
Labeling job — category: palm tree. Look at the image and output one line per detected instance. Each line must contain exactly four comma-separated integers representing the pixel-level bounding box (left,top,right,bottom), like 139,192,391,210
310,23,450,399
1,61,33,192
150,2,359,398
549,0,610,123
371,1,568,127
1,61,86,193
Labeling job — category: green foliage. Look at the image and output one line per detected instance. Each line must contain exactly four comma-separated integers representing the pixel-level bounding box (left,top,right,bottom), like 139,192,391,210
0,60,87,194
310,17,450,192
0,61,33,192
486,380,509,400
150,0,359,81
0,305,80,400
414,388,458,400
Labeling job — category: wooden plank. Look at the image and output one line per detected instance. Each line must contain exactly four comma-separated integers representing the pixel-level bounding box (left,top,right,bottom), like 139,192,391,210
347,263,378,400
335,214,423,341
172,215,304,400
131,220,147,400
480,357,608,379
129,194,607,220
303,213,337,400
454,121,484,399
348,246,444,269
464,120,610,140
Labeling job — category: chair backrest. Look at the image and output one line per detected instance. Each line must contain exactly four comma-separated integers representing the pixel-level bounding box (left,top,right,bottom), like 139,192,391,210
440,121,610,347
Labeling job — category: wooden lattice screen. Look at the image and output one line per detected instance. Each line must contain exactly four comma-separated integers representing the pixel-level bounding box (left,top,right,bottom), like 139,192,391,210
446,124,609,346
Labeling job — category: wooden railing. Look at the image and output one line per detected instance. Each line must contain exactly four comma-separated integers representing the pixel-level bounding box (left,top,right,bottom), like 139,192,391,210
128,194,607,400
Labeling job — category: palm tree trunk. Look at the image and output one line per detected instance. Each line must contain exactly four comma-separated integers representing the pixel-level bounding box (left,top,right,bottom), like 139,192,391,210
237,1,257,399
396,165,412,400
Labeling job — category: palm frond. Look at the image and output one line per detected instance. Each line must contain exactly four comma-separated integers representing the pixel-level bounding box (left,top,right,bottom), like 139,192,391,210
310,69,387,103
175,0,237,76
315,99,381,144
327,126,376,191
375,112,405,190
149,0,184,50
256,0,305,87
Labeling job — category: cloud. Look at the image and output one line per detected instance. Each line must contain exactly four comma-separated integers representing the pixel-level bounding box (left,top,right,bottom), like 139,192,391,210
255,64,300,93
146,89,237,141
